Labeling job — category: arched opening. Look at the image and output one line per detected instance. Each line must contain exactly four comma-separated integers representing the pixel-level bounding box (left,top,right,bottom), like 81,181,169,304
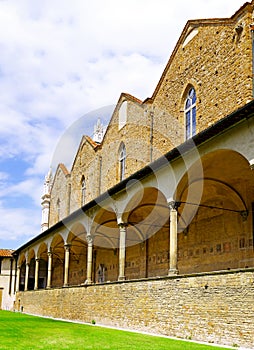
28,251,35,291
92,208,119,283
51,234,65,288
37,243,48,289
176,149,254,273
18,254,26,291
67,223,88,286
125,187,169,279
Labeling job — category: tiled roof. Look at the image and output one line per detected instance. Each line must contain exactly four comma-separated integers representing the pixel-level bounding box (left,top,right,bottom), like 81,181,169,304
121,92,142,104
0,249,14,258
86,135,100,148
59,163,70,176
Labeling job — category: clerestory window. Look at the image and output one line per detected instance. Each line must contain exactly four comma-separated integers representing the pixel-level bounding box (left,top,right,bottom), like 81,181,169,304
81,177,86,206
185,87,196,140
119,143,126,181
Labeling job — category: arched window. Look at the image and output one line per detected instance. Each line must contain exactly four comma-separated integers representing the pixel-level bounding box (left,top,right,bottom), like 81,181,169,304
81,177,86,206
185,87,196,140
119,143,126,181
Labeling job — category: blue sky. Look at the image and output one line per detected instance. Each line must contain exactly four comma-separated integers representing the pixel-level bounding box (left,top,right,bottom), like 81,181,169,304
0,0,246,249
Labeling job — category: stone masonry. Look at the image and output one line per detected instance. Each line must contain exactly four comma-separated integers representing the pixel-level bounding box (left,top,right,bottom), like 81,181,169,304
17,269,254,348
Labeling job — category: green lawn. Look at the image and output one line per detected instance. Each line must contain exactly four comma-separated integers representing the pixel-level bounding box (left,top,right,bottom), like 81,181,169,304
0,310,230,350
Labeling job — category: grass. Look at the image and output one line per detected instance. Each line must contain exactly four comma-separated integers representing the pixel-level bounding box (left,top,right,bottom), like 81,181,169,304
0,310,230,350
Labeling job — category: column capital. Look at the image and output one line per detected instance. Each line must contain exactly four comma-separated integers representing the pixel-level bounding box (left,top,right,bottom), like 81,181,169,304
118,222,128,229
86,234,93,245
240,210,248,221
35,257,40,262
249,158,254,170
64,243,71,251
47,250,52,257
168,200,181,211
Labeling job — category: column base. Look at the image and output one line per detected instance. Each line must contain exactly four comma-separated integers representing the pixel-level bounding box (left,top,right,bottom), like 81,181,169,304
118,276,126,281
168,268,179,276
82,279,92,285
63,284,69,288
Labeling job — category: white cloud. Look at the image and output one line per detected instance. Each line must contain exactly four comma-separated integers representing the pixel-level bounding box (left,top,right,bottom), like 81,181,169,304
0,0,247,248
0,177,43,206
0,202,41,244
0,172,9,181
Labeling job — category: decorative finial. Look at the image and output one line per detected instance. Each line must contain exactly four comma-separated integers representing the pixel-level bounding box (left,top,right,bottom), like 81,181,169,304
93,118,105,143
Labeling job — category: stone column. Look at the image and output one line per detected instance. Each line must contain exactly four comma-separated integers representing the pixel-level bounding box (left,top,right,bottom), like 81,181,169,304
46,251,52,289
168,200,179,275
64,244,71,287
34,258,40,290
24,263,30,291
16,266,21,293
86,235,93,284
118,223,127,281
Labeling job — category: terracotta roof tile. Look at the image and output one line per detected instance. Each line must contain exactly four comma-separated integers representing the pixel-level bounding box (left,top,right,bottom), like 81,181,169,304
59,163,70,176
121,92,142,104
0,249,14,257
86,135,100,148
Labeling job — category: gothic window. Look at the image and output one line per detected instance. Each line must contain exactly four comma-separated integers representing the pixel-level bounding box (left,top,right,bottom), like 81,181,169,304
81,177,86,205
185,87,196,140
119,143,126,181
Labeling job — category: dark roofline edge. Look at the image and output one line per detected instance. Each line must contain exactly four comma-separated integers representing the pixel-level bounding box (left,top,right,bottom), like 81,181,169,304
13,100,254,255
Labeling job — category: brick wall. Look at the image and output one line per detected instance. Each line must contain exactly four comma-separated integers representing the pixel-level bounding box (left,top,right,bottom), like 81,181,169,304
16,269,254,348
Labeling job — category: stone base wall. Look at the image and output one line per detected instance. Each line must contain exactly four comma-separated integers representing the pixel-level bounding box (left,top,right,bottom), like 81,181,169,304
16,269,254,348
